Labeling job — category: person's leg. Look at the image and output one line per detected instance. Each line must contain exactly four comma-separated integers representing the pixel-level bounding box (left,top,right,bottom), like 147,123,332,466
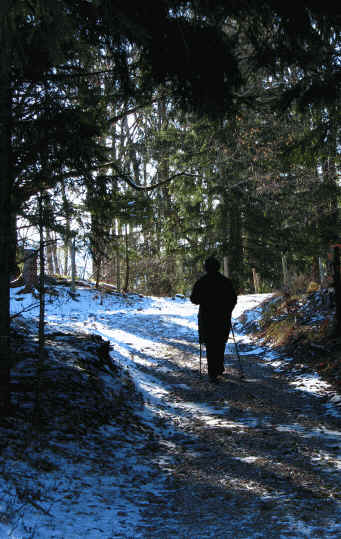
205,340,217,380
217,340,227,375
205,340,225,381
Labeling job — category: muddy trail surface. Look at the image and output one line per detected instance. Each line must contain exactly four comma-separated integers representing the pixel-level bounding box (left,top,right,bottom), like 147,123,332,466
125,308,341,538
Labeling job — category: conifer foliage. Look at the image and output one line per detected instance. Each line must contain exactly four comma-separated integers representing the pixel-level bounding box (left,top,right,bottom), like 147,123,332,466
0,1,340,411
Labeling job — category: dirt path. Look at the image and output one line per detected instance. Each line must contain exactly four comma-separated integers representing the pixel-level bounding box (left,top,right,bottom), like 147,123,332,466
134,335,341,538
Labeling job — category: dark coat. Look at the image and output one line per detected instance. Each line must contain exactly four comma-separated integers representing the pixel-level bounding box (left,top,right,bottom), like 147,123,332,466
190,271,237,343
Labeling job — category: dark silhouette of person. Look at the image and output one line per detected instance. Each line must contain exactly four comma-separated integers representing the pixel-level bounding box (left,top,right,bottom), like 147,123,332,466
190,256,237,383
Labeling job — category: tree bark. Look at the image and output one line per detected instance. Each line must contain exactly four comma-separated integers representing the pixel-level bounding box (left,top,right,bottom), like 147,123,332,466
46,231,55,275
23,249,38,290
282,254,289,289
123,224,130,293
35,194,46,422
252,267,261,293
61,180,71,276
70,238,76,294
223,256,230,278
333,246,341,336
50,231,60,275
312,256,320,284
9,212,18,280
0,26,12,411
229,194,243,289
116,220,122,290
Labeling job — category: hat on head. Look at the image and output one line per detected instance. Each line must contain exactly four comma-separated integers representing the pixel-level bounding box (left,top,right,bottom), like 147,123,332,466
204,256,220,272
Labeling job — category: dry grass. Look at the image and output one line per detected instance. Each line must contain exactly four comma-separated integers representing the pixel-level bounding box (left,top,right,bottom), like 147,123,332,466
254,290,341,389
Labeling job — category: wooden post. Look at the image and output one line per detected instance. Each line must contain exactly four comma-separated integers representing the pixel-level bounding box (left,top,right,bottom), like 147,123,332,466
252,268,261,293
223,256,230,278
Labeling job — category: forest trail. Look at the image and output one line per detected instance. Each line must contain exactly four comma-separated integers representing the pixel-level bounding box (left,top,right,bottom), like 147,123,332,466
8,290,341,538
121,302,341,538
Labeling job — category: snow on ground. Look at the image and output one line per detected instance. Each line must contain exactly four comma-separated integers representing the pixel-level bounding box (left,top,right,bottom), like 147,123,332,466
4,286,341,538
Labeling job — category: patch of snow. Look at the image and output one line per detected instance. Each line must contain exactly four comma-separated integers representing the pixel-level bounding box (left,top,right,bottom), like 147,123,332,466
291,373,331,395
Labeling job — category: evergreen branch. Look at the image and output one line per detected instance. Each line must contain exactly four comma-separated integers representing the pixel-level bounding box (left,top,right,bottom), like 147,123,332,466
10,303,40,321
18,68,121,85
115,170,199,191
91,161,201,191
107,100,160,124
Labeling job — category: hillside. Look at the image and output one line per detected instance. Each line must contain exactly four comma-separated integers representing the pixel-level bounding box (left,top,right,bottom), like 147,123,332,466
247,290,341,393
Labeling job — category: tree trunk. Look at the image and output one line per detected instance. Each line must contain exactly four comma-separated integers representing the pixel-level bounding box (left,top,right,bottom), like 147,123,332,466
95,264,101,289
35,195,46,423
61,180,71,276
333,246,341,336
116,250,121,291
23,249,38,291
9,212,18,280
46,230,55,275
312,256,320,284
229,195,243,289
63,245,69,276
0,28,13,411
52,232,60,275
319,257,325,285
318,106,339,247
123,224,130,292
252,267,261,293
223,256,230,278
282,254,289,289
70,238,76,294
115,220,121,291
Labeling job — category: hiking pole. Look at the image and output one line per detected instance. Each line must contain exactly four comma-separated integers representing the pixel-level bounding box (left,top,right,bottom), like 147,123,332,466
230,322,245,380
199,342,202,376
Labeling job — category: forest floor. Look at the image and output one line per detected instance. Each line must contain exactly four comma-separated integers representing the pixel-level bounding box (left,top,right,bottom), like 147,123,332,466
2,284,341,537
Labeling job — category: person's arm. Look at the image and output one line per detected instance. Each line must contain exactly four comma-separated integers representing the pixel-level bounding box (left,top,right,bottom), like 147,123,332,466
190,280,201,305
231,285,237,310
227,279,237,312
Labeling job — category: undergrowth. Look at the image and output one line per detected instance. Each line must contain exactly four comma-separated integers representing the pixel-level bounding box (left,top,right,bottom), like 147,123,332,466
254,290,341,389
0,314,147,534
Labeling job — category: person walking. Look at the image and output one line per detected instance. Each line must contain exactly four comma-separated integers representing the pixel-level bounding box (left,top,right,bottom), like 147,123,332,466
190,256,237,383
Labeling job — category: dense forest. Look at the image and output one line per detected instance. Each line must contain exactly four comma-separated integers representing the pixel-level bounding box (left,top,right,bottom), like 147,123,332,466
1,1,340,409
